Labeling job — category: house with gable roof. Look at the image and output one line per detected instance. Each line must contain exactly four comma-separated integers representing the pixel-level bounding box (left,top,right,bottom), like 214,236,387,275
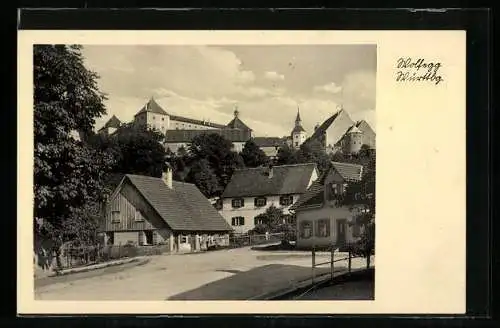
290,161,367,249
219,163,319,233
100,164,232,253
308,107,376,155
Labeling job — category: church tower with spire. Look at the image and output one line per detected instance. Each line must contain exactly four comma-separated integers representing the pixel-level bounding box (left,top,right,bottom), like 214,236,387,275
291,105,307,149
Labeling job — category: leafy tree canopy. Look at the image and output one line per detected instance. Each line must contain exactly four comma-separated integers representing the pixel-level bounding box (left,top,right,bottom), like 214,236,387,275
88,123,167,178
185,158,220,198
34,44,113,247
241,139,269,167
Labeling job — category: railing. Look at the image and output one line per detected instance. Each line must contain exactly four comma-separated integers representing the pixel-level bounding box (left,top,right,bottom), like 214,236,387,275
58,243,170,270
310,243,366,284
228,232,284,248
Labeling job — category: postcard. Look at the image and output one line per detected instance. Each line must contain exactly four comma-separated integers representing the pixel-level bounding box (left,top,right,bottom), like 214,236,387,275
18,30,466,314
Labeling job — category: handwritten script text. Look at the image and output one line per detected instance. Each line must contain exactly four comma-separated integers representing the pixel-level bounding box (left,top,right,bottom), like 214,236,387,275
395,57,444,85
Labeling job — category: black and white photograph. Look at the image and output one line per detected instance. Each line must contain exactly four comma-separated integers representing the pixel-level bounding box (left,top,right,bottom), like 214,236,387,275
32,44,376,301
18,28,468,315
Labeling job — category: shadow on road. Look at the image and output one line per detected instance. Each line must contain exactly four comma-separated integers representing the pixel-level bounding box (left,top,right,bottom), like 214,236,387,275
35,259,150,289
167,264,346,300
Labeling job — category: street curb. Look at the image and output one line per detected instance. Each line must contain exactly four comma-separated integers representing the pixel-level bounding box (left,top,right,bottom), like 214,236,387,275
49,256,148,277
251,267,374,300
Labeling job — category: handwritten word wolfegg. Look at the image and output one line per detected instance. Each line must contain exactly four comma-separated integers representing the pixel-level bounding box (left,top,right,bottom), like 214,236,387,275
395,57,444,85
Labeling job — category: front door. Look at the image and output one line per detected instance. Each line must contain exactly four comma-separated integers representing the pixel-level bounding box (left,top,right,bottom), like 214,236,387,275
336,219,347,246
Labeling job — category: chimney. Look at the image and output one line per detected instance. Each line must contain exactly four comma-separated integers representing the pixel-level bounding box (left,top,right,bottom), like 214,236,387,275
263,164,273,179
163,162,173,189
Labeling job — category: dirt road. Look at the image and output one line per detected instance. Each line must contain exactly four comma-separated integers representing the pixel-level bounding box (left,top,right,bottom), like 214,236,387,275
35,246,373,300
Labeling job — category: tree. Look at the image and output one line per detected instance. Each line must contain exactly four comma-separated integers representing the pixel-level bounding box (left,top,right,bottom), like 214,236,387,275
185,159,220,197
241,139,269,167
189,133,245,193
34,45,113,265
88,123,167,178
275,143,298,166
296,139,331,175
343,150,376,268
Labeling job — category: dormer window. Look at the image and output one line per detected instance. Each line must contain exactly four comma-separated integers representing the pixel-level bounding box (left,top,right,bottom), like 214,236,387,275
232,198,244,208
326,183,345,201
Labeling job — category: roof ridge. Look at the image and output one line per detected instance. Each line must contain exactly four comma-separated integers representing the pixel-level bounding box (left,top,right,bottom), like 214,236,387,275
331,161,363,167
275,162,316,168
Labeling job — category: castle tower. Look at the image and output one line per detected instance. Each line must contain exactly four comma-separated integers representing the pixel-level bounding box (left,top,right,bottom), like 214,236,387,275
345,124,364,154
291,105,307,149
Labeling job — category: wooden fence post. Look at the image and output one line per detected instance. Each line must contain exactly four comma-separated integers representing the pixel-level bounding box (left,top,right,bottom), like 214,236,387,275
311,247,316,284
348,249,352,273
330,246,334,280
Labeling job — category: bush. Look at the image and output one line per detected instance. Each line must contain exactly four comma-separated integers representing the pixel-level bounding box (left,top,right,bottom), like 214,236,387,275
272,223,296,243
248,223,269,235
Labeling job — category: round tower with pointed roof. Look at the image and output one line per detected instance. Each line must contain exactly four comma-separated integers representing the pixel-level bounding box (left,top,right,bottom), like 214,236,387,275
345,124,364,154
291,105,307,149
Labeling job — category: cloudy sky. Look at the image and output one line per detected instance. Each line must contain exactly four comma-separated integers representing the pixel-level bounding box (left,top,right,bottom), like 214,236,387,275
83,45,376,137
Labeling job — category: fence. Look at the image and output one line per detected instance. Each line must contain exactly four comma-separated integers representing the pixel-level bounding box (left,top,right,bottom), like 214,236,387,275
310,243,369,284
58,243,170,270
228,232,284,249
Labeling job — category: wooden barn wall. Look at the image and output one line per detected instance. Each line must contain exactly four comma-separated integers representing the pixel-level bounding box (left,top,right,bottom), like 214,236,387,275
103,182,171,235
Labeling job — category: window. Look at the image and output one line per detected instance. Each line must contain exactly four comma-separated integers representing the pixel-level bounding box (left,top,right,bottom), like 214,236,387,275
153,116,156,120
231,216,245,226
106,232,114,245
316,219,330,238
295,142,299,146
254,216,266,225
111,211,120,223
254,197,267,207
134,209,144,222
300,220,313,239
280,195,294,206
162,117,165,121
145,231,154,245
326,183,344,201
181,235,188,243
232,198,244,208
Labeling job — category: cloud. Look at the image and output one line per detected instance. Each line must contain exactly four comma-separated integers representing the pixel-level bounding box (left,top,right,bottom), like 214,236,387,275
314,82,343,94
264,71,285,81
84,45,376,135
341,70,376,112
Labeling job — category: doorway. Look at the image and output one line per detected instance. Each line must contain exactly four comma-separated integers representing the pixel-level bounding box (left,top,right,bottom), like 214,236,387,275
336,219,347,246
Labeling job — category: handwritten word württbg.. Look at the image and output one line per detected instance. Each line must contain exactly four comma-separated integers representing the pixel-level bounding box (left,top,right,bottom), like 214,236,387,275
395,57,444,85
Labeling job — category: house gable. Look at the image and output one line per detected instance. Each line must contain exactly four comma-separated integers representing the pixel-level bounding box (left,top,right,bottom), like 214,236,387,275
103,178,171,233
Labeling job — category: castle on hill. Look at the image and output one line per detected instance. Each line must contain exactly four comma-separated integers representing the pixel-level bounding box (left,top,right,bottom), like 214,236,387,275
98,98,375,157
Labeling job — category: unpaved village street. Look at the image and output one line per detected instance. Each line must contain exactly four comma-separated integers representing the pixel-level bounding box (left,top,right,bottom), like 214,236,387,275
35,246,374,300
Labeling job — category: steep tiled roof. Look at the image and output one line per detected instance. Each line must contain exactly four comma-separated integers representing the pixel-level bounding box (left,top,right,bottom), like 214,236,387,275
134,98,169,116
290,161,364,211
222,163,317,198
165,129,251,143
289,180,325,211
307,109,355,148
252,137,285,148
309,110,342,140
347,125,363,134
226,117,252,131
102,115,121,129
124,174,232,232
291,125,306,134
331,161,364,182
170,115,226,129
